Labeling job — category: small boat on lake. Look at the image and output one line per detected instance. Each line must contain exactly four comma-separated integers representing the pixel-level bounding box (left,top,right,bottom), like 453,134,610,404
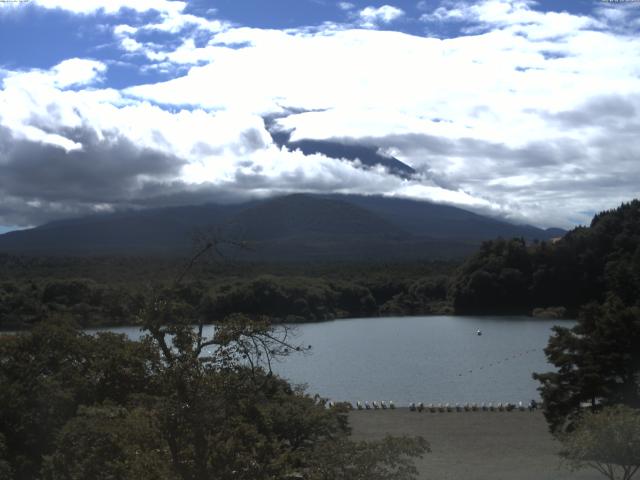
476,329,482,336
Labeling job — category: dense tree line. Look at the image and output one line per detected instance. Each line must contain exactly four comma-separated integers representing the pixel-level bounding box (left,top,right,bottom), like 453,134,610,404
0,258,455,330
450,200,640,315
0,279,145,330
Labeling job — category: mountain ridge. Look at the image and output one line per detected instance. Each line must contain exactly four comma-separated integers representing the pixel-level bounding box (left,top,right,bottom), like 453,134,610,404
0,194,565,261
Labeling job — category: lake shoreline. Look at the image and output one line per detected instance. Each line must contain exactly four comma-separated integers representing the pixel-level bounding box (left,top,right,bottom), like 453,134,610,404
0,312,577,333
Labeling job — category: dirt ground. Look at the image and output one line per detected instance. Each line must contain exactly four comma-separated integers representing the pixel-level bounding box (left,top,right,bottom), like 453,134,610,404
348,409,603,480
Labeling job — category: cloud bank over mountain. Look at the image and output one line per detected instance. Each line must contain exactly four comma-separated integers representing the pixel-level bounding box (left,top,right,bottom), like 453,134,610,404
0,0,639,229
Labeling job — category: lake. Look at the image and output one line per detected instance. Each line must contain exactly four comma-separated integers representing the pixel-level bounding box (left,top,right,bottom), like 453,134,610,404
98,315,571,407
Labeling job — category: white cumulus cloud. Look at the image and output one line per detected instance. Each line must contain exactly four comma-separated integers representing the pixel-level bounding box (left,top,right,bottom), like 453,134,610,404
358,5,405,28
31,0,186,15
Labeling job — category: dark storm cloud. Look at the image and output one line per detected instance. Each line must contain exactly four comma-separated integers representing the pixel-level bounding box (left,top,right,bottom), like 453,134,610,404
0,125,185,225
231,128,268,155
131,180,258,207
229,167,356,193
367,133,584,167
329,132,586,192
0,126,183,202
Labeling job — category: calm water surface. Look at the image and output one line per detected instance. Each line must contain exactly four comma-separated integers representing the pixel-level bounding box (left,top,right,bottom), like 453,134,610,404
101,316,572,406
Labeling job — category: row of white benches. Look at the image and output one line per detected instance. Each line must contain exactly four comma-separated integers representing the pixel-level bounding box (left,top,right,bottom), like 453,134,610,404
325,401,539,411
406,401,538,412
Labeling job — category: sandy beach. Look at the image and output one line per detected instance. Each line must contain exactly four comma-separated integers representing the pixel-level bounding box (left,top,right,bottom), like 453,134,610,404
349,409,602,480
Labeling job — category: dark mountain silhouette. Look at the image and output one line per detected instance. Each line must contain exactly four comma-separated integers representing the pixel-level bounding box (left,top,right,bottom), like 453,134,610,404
0,194,564,261
331,195,558,242
266,116,415,178
543,227,566,238
287,139,415,178
227,195,405,240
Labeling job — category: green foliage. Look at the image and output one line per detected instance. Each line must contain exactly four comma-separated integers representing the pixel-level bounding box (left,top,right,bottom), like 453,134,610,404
0,432,12,479
306,436,429,480
42,405,175,480
204,274,447,322
0,277,142,330
0,320,159,479
534,300,640,433
1,281,428,480
379,276,451,315
206,275,343,322
0,257,456,329
449,238,532,313
450,200,640,314
560,405,640,480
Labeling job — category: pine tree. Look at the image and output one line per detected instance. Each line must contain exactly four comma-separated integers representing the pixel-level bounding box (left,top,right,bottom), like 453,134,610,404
534,299,640,433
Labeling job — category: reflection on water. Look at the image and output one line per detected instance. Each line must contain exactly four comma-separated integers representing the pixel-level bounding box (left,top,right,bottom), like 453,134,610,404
99,316,572,406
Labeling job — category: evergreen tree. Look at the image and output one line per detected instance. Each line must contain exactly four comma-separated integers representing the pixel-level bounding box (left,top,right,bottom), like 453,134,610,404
534,299,640,433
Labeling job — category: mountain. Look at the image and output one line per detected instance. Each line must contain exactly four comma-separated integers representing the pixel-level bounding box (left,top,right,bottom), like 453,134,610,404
0,194,564,261
266,118,416,179
287,139,416,178
329,195,554,242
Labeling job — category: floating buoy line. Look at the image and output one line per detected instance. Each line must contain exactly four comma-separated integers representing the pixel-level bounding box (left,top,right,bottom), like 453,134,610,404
454,347,542,378
323,346,544,411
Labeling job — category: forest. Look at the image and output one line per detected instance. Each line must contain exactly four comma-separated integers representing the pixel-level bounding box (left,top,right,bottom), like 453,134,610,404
450,200,640,316
2,200,639,329
0,257,454,330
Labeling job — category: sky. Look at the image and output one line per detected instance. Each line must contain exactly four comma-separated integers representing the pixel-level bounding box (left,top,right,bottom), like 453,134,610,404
0,0,639,232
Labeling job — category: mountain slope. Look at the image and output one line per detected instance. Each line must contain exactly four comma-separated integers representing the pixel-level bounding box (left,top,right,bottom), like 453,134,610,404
0,204,243,255
287,139,416,178
228,194,407,240
0,194,564,260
